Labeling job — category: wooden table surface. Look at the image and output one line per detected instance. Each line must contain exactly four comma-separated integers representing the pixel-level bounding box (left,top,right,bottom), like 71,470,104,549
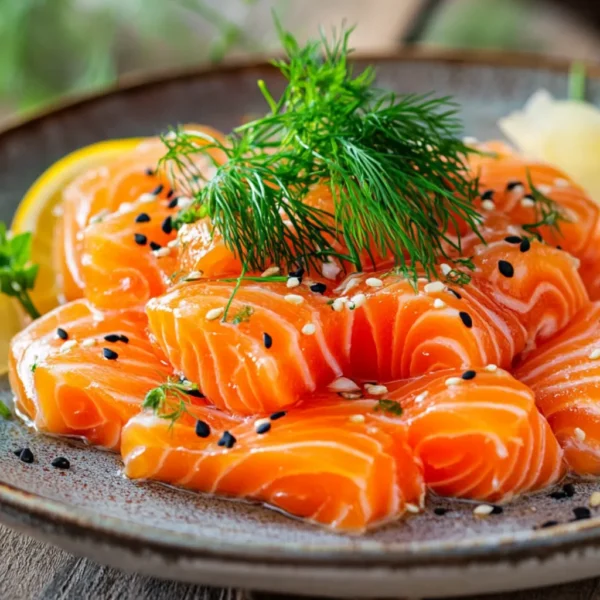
2,525,600,600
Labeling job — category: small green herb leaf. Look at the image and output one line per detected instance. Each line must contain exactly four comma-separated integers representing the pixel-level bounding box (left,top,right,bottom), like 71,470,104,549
373,399,403,416
231,305,254,324
0,401,12,420
143,377,202,427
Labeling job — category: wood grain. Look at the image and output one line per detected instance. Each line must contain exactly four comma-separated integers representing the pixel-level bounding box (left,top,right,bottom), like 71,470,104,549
2,525,599,600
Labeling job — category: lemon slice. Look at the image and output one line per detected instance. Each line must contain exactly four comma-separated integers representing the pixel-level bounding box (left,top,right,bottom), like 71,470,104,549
0,138,142,371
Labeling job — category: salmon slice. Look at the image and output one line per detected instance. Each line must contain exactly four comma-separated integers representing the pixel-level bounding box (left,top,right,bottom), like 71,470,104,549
467,141,600,299
9,299,173,450
516,303,600,475
121,398,424,532
80,195,179,309
390,368,565,501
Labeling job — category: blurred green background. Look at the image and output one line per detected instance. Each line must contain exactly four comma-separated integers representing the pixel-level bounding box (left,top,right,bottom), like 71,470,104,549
1,0,599,122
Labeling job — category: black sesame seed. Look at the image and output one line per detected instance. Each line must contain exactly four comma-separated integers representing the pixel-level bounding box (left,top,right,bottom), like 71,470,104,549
161,216,173,235
263,332,273,349
433,507,449,516
498,260,514,278
217,431,236,449
185,389,205,398
195,420,211,438
134,233,148,246
288,267,305,279
102,348,118,360
519,238,531,253
270,411,287,421
118,335,129,344
168,197,179,209
144,168,154,176
56,328,68,340
523,193,535,202
18,448,34,464
459,311,473,328
135,213,151,223
310,282,327,294
166,189,175,199
256,422,271,435
490,505,503,515
152,184,164,196
504,236,522,244
51,457,70,469
447,288,462,300
549,491,568,500
103,334,121,343
540,520,559,529
506,181,523,191
563,483,576,497
461,370,476,381
573,506,591,520
481,190,494,200
149,241,161,251
12,448,23,457
556,245,563,251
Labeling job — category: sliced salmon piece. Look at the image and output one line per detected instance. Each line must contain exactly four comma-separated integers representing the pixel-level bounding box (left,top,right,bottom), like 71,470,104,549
121,397,424,532
390,368,565,502
80,195,179,309
9,299,173,450
516,303,600,475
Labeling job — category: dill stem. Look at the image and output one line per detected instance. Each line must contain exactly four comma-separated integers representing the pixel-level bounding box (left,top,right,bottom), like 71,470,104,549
222,262,248,322
18,290,40,320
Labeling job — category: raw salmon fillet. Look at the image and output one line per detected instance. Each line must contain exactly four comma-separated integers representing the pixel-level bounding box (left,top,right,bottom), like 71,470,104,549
517,303,600,475
121,397,425,532
9,299,173,450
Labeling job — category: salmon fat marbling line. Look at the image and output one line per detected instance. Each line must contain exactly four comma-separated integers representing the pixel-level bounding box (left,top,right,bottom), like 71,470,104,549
9,135,600,532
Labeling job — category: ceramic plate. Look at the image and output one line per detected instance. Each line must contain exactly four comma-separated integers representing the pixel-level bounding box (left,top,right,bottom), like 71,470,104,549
2,52,600,599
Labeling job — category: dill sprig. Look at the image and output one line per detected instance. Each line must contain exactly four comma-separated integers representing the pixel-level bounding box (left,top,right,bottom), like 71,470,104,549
160,21,483,283
523,174,568,241
373,399,403,416
142,377,201,427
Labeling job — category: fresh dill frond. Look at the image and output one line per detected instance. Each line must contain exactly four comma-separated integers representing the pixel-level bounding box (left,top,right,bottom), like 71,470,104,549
373,399,403,416
143,377,201,428
523,174,568,241
160,21,483,284
231,305,254,324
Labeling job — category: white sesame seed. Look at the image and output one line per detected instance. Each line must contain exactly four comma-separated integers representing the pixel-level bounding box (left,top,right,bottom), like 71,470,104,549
332,298,346,312
537,184,552,195
473,504,494,517
424,281,445,294
484,364,498,372
575,427,587,442
440,263,452,276
328,377,360,392
118,202,135,213
405,503,421,514
81,338,97,348
365,277,383,288
365,384,388,396
254,417,270,429
284,294,304,305
176,197,194,210
415,391,429,403
530,506,537,513
590,491,600,508
322,261,341,280
301,323,316,336
340,277,360,293
261,266,280,277
349,414,365,424
10,281,21,292
60,340,78,353
445,377,462,387
340,391,363,400
433,298,446,309
153,247,171,258
185,270,203,281
89,209,110,225
481,199,495,211
287,277,301,289
366,427,379,435
521,198,535,208
509,183,525,195
205,307,224,321
167,238,179,249
589,349,600,360
554,178,569,188
348,294,365,310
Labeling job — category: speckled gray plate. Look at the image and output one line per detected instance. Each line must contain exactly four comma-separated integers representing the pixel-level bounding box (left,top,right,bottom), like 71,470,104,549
3,52,600,599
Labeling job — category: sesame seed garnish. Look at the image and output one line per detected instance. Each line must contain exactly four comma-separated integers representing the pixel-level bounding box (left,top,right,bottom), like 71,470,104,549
350,293,366,309
365,384,388,396
287,277,301,288
521,196,535,208
405,503,420,514
490,505,503,515
205,307,224,321
519,238,530,253
144,168,154,176
481,199,495,211
590,492,600,508
168,197,179,209
263,332,273,349
51,457,70,470
459,311,473,328
473,504,494,517
149,241,162,251
349,414,365,424
185,388,205,398
166,189,175,199
484,364,498,372
301,323,316,335
440,263,452,276
481,190,494,200
589,349,600,360
60,340,78,353
152,184,164,196
445,377,462,387
81,338,96,348
433,298,446,309
563,483,576,497
537,184,552,195
540,520,559,529
328,377,360,393
447,288,461,300
118,202,135,214
461,370,476,380
102,348,118,360
138,193,157,204
498,260,514,278
161,216,173,235
554,178,569,188
424,281,445,294
332,298,346,312
255,419,271,434
575,427,587,442
504,235,522,244
261,266,280,277
177,197,193,210
134,233,148,246
119,335,129,343
154,247,171,258
365,277,383,288
89,209,110,225
573,506,591,520
506,181,524,192
284,294,304,305
195,420,211,438
434,507,449,516
135,213,151,223
56,328,68,340
103,334,121,343
549,490,568,500
415,391,428,403
270,411,286,420
339,391,363,400
288,267,305,279
341,277,360,293
217,431,236,449
167,239,179,249
185,271,203,281
17,448,34,464
310,282,327,294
